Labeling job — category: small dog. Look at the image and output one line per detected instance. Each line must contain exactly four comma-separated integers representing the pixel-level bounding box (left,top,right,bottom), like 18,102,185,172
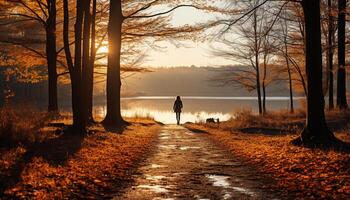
206,118,220,124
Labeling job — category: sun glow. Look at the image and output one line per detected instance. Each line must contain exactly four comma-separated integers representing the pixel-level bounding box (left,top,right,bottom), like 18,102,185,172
98,45,109,54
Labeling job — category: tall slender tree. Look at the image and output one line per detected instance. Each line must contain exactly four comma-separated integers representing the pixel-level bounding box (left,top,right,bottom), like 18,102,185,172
210,0,275,115
46,0,58,112
327,0,335,110
102,0,204,127
63,0,87,133
292,0,336,146
87,0,97,122
102,0,125,126
2,0,59,112
336,0,348,109
281,13,294,113
252,8,263,115
82,0,92,124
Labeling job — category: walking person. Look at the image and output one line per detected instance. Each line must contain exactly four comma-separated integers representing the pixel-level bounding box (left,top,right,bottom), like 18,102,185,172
173,96,183,125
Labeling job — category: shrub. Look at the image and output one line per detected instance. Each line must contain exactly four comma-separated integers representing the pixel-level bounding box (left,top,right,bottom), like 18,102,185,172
0,106,48,146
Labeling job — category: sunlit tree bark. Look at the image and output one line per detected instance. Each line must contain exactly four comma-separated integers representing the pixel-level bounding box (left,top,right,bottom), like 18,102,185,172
102,0,125,126
87,0,97,122
82,0,92,124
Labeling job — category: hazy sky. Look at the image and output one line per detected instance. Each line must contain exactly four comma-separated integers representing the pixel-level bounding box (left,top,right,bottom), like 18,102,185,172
143,41,232,67
142,5,231,67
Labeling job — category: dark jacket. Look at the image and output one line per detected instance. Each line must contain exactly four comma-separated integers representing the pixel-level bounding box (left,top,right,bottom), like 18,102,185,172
173,99,183,113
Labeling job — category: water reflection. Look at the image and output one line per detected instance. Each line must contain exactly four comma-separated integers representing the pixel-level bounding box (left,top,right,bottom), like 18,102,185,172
93,106,231,124
137,185,169,193
205,174,256,197
92,96,301,124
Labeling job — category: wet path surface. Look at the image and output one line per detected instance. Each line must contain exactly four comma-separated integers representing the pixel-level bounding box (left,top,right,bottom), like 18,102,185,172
114,125,277,200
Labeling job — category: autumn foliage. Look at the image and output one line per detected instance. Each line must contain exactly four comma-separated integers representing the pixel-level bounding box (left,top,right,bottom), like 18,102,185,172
185,111,350,199
0,112,160,199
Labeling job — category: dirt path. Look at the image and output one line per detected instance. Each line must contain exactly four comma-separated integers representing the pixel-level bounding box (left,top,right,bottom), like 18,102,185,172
114,125,278,200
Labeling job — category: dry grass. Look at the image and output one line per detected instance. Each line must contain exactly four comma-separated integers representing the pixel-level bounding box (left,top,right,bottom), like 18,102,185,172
0,106,51,146
128,113,154,121
185,110,350,199
218,109,306,133
0,110,161,199
204,109,350,135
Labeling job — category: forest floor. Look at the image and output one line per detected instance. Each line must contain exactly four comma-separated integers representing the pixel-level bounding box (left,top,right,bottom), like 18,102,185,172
1,108,349,199
184,110,350,199
0,112,161,199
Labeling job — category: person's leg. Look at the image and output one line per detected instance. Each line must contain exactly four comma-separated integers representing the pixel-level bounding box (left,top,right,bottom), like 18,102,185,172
176,112,180,125
178,112,181,125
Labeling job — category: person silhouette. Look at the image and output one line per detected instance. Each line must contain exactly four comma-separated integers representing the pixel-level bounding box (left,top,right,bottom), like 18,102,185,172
173,96,183,125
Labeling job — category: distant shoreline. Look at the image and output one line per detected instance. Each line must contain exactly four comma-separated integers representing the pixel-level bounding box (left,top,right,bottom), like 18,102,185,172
120,96,305,101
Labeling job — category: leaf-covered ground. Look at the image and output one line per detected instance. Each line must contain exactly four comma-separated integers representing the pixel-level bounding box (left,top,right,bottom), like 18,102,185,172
0,118,160,199
185,111,350,199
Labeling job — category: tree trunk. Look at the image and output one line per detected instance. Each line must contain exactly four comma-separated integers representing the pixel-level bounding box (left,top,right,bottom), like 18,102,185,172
292,0,335,146
286,61,294,113
253,10,262,115
46,0,58,113
262,77,266,114
284,36,294,113
256,54,262,115
82,0,92,123
63,0,85,133
0,68,4,107
289,56,307,97
337,0,348,109
103,0,126,126
262,53,267,115
328,0,334,110
87,0,97,122
74,0,86,132
63,0,75,127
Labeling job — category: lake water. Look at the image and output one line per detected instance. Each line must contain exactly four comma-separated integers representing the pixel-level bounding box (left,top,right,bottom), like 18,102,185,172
92,96,303,124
